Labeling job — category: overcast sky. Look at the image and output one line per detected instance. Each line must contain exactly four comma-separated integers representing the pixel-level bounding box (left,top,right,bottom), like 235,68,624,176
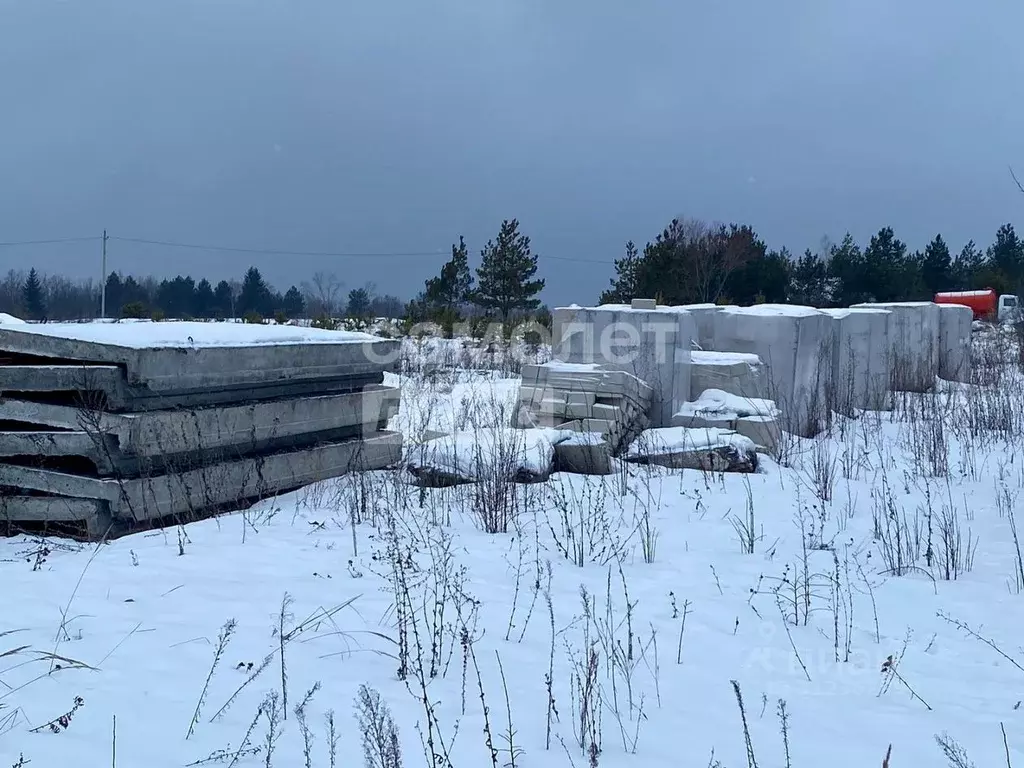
2,0,1023,305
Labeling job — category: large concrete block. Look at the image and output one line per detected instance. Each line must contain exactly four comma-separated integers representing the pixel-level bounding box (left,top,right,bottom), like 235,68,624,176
551,304,697,427
689,350,766,399
850,302,939,392
677,304,721,350
711,305,834,437
937,304,972,382
820,308,893,412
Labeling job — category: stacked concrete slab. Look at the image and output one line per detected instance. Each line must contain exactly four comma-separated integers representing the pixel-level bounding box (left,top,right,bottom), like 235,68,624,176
851,301,939,393
710,305,834,437
0,322,402,538
552,299,696,427
820,307,893,412
689,350,766,400
515,362,653,453
936,304,973,382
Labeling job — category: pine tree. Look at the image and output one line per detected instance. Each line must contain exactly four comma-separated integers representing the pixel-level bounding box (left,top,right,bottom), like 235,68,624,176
950,240,985,289
920,234,951,295
599,241,640,303
194,279,215,318
424,236,473,314
282,286,305,318
474,219,544,320
827,233,866,306
213,280,234,318
789,249,830,306
346,287,371,318
986,223,1024,291
237,267,272,317
22,268,45,320
862,227,909,302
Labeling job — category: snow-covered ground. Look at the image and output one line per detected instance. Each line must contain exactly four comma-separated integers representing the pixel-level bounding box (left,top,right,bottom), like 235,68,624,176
3,330,1024,768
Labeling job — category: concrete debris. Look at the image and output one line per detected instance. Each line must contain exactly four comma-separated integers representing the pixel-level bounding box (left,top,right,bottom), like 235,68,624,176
624,426,758,473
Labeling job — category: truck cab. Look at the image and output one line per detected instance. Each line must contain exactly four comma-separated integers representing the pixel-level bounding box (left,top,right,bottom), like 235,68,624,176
998,294,1020,323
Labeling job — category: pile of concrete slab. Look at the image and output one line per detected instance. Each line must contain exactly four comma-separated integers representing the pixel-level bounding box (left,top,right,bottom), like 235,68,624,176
0,322,402,538
514,361,652,453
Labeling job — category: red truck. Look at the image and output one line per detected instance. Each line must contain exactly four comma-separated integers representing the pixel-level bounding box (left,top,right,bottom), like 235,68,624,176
934,289,1019,322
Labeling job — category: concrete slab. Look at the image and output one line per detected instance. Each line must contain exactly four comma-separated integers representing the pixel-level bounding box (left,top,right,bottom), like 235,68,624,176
850,302,939,392
0,431,402,525
711,305,834,437
937,304,972,382
0,322,399,400
0,385,398,460
820,308,893,412
553,435,613,475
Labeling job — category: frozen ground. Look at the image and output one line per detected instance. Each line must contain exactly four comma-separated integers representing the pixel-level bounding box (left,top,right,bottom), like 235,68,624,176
3,330,1024,768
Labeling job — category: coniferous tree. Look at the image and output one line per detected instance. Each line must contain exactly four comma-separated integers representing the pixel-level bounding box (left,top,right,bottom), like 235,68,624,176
424,236,473,314
986,223,1024,292
474,219,545,320
827,233,866,306
213,280,234,318
600,241,641,304
346,287,371,318
950,240,985,290
920,234,952,295
282,286,305,318
862,227,908,302
193,279,215,318
22,268,45,320
790,248,831,307
237,267,273,317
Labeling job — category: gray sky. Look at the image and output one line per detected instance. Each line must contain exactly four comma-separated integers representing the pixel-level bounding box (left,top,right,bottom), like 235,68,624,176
2,0,1023,306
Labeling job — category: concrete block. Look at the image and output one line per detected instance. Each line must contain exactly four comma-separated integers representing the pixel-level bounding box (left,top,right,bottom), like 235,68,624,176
851,302,939,392
712,305,833,437
689,350,766,399
735,415,781,455
631,298,657,310
820,308,893,412
624,427,758,473
678,304,721,350
553,435,613,475
937,304,972,382
671,412,736,430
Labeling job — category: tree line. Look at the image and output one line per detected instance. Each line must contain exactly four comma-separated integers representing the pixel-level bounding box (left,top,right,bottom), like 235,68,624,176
599,218,1024,307
4,215,1023,323
3,265,405,323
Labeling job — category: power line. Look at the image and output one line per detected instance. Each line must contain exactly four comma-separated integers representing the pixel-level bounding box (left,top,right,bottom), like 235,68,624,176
0,236,102,247
0,232,621,265
109,235,446,259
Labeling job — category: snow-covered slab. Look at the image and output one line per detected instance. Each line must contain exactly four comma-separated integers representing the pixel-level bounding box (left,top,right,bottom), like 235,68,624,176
0,321,400,400
0,320,379,348
710,305,833,437
406,427,571,485
624,426,758,472
674,389,779,421
0,312,25,324
820,306,893,412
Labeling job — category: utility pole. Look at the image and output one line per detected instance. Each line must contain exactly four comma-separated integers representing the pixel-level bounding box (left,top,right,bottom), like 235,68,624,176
100,229,108,319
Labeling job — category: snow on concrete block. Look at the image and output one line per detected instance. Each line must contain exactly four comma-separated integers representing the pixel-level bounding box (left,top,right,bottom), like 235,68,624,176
406,427,570,486
820,308,893,412
937,304,972,382
850,302,939,392
711,305,833,437
630,298,657,310
689,350,766,399
624,426,758,473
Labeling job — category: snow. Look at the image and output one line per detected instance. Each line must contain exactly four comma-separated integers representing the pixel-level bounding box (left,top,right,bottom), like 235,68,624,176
820,307,892,318
406,427,570,480
675,388,779,420
625,425,756,458
4,339,1024,768
0,320,380,348
0,313,25,324
936,290,992,298
720,304,823,318
690,350,761,365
